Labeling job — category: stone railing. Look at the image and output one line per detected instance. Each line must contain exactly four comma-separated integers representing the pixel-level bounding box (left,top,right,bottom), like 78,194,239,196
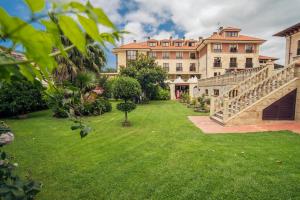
210,62,296,123
198,65,265,87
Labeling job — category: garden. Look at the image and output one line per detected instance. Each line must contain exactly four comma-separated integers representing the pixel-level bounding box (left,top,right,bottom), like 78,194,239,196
0,0,299,199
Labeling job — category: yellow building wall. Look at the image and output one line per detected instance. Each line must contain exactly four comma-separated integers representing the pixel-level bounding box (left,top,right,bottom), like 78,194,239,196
286,32,300,65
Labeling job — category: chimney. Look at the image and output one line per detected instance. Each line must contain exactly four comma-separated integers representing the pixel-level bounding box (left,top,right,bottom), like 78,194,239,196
133,39,136,43
169,36,173,40
198,36,203,41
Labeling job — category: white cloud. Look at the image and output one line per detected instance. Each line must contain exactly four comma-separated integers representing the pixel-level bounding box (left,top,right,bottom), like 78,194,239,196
50,0,300,65
123,0,300,64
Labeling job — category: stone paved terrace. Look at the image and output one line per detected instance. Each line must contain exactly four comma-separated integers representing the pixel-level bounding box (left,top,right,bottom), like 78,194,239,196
189,116,300,134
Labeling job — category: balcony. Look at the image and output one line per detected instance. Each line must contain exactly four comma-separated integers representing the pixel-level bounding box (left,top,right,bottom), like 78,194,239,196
190,55,196,59
230,48,237,53
176,67,183,72
214,62,222,67
229,62,237,68
213,49,222,53
245,62,253,68
246,49,254,53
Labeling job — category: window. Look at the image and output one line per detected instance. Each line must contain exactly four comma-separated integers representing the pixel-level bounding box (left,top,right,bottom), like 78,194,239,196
214,72,221,77
190,52,196,59
230,57,237,68
162,42,169,47
245,58,253,68
176,52,183,59
189,63,196,71
213,43,222,52
174,42,183,47
148,51,156,58
188,42,195,47
213,89,219,96
214,57,221,67
163,63,169,72
226,31,238,37
126,50,137,61
148,42,156,47
298,40,300,55
229,44,238,53
162,52,170,59
245,44,254,53
176,63,183,71
205,89,209,95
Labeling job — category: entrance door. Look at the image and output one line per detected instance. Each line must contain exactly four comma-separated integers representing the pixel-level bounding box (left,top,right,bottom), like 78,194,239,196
262,89,297,120
175,85,189,99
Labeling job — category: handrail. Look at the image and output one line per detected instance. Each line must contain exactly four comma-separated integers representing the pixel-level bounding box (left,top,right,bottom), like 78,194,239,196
210,61,297,123
198,65,266,87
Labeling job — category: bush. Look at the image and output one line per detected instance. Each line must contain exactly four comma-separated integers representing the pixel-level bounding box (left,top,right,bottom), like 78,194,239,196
81,98,112,116
44,88,69,118
0,78,47,117
154,87,170,100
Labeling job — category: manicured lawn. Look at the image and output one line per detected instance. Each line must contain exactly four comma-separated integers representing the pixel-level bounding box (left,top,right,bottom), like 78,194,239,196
3,101,300,200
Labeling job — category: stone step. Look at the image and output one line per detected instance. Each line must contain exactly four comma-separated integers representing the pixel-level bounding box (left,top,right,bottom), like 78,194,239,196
210,115,225,126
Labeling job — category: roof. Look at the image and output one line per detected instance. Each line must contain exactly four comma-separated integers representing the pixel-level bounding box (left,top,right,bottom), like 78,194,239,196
274,22,300,37
220,26,241,33
206,34,265,42
115,40,200,51
259,55,278,60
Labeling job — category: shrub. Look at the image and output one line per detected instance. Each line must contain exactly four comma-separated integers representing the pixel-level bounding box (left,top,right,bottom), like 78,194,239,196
154,86,170,100
44,88,70,118
0,78,47,117
81,98,112,116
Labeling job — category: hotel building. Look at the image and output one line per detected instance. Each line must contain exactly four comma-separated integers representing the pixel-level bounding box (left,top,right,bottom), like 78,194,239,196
113,27,276,99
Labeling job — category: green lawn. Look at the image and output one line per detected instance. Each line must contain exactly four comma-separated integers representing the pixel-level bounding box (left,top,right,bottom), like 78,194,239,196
3,101,300,200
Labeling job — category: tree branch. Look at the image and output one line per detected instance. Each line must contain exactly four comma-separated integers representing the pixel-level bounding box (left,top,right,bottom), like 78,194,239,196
0,44,75,66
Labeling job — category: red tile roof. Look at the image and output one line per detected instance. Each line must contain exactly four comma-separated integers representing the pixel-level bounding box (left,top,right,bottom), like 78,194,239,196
206,34,265,42
220,26,241,33
259,55,278,60
116,40,200,50
274,22,300,37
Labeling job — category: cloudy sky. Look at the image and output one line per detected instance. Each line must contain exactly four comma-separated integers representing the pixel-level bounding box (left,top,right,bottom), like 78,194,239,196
1,0,300,66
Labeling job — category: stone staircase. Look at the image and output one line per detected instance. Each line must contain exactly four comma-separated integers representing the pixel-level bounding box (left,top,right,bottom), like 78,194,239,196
198,65,266,87
209,62,299,125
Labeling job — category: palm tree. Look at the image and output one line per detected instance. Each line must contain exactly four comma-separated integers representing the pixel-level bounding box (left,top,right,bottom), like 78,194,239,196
49,13,107,84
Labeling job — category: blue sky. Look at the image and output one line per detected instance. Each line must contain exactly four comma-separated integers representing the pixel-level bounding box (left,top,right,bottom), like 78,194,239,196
1,0,300,66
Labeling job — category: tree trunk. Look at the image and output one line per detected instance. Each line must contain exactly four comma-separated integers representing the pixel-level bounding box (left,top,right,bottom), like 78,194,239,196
125,111,128,122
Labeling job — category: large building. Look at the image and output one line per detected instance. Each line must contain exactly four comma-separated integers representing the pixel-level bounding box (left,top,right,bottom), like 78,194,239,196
113,27,274,99
274,22,300,65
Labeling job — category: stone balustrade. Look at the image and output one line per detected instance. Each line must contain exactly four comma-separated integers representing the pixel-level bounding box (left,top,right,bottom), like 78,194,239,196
198,65,266,87
210,62,297,123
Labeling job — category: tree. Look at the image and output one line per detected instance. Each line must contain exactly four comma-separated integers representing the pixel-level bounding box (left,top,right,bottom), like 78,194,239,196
120,54,167,100
112,77,141,126
0,1,122,198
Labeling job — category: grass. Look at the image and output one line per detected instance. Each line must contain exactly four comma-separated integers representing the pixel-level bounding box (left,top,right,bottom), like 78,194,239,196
3,101,300,200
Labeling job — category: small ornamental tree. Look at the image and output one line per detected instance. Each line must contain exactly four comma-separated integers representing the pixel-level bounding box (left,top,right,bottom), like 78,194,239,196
120,54,167,100
112,77,141,126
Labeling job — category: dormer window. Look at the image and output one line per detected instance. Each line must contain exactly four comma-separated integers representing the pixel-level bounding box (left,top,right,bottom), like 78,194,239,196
226,31,238,37
188,42,195,47
174,42,183,47
162,42,170,47
148,42,156,47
